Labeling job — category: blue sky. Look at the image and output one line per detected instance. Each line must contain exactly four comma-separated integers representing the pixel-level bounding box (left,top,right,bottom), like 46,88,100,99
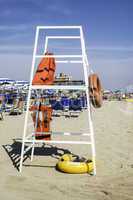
0,0,133,89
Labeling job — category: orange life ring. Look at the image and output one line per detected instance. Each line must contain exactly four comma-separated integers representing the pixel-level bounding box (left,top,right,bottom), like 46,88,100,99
89,74,103,108
32,52,56,85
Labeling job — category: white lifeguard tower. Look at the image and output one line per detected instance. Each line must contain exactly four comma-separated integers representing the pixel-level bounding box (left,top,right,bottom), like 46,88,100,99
19,26,96,175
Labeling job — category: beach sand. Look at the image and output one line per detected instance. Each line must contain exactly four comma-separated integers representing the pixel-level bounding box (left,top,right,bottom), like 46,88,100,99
0,101,133,200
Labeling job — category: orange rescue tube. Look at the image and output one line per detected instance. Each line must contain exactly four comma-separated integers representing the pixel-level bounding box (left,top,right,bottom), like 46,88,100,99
30,104,52,140
32,52,56,85
89,74,103,108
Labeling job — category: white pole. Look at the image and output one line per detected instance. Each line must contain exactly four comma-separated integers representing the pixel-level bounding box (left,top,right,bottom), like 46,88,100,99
80,27,96,175
30,92,40,161
44,36,48,54
30,135,35,161
19,27,39,172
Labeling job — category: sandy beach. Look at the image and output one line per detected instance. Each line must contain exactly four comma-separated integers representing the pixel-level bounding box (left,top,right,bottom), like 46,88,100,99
0,101,133,200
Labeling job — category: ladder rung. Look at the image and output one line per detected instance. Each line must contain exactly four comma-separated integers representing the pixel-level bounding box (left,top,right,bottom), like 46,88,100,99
35,55,83,58
24,140,92,145
31,85,87,90
47,36,80,39
55,60,83,63
37,26,81,29
63,132,90,136
23,144,33,154
30,132,91,136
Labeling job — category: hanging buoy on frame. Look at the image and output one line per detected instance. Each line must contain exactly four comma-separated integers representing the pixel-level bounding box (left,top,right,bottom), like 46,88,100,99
89,74,103,108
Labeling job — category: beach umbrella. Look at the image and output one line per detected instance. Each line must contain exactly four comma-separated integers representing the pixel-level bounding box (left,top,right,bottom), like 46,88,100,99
46,89,55,95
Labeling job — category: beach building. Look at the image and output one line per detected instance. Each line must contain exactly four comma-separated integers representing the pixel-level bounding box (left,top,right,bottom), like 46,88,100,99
15,80,29,86
54,73,84,85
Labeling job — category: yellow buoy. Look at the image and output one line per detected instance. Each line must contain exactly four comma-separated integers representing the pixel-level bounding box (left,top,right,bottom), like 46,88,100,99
56,154,93,174
126,99,133,102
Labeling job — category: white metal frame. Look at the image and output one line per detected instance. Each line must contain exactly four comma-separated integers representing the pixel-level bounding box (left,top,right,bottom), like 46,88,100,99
19,26,96,175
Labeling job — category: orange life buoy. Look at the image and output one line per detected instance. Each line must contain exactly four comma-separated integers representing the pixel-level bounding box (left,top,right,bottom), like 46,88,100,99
32,52,56,85
89,74,103,108
30,104,52,140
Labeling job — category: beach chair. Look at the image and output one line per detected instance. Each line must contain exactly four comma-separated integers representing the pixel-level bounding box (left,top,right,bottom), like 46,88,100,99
0,107,3,120
9,98,23,115
52,110,62,117
63,110,71,118
70,110,80,118
0,96,5,120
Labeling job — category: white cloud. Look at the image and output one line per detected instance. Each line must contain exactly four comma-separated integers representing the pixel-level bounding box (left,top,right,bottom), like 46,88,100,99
87,46,133,52
0,45,32,51
0,24,32,31
0,54,32,80
46,3,72,16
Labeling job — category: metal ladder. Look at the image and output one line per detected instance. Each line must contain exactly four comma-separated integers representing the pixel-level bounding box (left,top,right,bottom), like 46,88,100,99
19,26,96,175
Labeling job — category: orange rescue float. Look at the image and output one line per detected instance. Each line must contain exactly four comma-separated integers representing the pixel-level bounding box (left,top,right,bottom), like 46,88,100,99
30,103,52,140
89,74,103,108
32,52,56,85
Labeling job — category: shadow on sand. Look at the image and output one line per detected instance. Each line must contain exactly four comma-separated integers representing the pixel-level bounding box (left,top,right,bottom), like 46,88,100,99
3,139,72,171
